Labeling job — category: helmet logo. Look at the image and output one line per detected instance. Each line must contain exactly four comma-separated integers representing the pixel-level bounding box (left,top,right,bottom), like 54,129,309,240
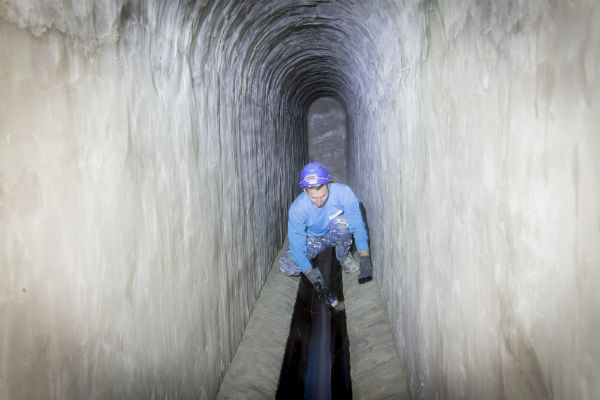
305,175,318,185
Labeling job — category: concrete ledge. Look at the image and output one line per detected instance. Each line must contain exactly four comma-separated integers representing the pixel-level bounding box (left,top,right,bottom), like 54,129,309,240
343,271,411,400
217,243,298,399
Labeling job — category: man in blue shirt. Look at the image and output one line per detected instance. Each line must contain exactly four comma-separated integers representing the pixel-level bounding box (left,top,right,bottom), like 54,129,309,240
279,162,374,307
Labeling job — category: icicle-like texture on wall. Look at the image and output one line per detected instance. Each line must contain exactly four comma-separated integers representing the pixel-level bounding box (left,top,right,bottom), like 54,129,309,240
1,0,598,399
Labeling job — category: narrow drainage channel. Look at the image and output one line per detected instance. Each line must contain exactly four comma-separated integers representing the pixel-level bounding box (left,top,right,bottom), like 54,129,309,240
276,247,352,399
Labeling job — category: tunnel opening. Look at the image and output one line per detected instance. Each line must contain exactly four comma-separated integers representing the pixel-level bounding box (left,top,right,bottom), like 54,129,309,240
307,97,348,184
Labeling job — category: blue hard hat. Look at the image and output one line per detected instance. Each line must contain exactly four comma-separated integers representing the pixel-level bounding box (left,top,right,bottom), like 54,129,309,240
299,162,330,188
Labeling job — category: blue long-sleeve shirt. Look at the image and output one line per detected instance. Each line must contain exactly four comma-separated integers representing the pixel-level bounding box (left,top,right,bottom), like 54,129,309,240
288,183,369,272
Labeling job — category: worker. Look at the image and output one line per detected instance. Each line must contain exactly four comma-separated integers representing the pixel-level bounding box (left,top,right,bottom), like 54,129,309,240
279,162,373,308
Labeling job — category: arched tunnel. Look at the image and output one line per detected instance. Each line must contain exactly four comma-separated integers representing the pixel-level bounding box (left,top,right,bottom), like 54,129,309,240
1,1,599,399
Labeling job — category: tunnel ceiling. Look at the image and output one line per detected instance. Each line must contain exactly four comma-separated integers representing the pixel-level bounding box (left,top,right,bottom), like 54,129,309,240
200,0,384,113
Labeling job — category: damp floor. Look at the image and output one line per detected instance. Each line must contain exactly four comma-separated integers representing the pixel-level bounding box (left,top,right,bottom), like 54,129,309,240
216,242,410,399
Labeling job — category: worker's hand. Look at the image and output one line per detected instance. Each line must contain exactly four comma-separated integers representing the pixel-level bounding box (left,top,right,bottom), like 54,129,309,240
305,268,325,286
358,255,373,284
305,268,339,309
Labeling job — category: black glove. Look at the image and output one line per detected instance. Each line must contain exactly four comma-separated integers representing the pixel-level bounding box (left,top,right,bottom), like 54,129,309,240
305,268,338,309
358,255,373,284
305,268,325,286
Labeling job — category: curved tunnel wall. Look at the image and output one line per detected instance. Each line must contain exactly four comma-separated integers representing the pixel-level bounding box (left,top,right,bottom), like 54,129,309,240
1,1,599,399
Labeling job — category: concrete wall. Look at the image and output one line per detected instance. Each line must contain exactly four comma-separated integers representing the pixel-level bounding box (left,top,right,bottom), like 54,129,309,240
349,1,600,398
0,2,303,398
1,1,598,399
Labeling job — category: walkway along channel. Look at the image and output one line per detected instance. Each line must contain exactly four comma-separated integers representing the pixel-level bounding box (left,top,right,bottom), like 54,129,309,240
216,241,409,399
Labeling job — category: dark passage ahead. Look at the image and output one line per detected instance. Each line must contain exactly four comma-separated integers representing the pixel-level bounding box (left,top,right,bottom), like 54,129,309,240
276,248,352,399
